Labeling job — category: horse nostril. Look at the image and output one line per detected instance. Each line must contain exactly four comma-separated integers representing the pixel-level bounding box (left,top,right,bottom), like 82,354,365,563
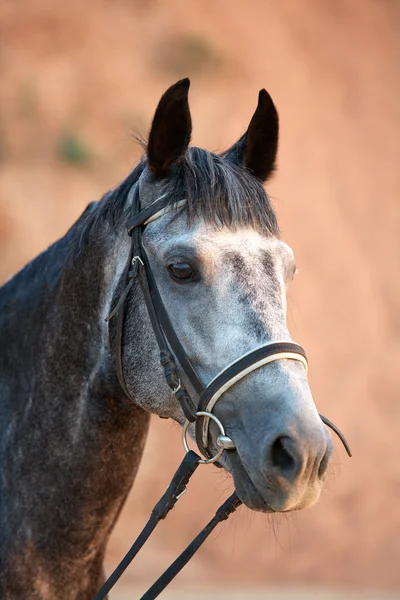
318,448,330,479
270,436,296,475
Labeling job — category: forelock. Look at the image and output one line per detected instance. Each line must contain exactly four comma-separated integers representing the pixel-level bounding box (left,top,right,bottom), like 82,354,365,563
162,147,279,235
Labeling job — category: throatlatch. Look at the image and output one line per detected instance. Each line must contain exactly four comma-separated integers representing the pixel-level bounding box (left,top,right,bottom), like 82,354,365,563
102,182,352,599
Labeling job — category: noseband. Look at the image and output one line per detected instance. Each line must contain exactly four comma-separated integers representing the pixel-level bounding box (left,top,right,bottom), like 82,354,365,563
98,183,351,599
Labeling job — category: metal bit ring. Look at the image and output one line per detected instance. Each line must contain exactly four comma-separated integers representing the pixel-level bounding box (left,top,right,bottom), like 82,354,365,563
182,411,226,464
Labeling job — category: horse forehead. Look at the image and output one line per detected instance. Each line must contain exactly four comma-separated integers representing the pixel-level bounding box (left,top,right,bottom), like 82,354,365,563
157,224,294,265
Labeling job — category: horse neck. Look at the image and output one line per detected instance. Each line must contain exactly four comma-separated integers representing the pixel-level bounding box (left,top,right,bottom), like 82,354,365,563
0,200,131,399
0,202,150,598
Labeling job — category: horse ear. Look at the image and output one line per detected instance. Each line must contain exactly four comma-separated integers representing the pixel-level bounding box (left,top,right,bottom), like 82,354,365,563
224,89,279,182
147,78,192,177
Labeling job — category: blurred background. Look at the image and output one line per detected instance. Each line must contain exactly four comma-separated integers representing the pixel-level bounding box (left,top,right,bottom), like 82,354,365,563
1,0,399,598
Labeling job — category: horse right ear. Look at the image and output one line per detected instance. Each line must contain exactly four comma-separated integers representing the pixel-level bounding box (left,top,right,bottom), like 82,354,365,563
223,89,279,182
147,78,192,178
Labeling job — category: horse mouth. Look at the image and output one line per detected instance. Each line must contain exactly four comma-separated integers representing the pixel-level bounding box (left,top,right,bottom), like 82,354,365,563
223,450,275,513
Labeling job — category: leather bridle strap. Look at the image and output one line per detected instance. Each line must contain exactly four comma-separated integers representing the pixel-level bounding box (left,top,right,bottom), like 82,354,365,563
199,342,307,412
319,414,352,457
94,450,200,600
130,187,205,418
196,341,307,454
140,249,204,398
140,492,242,600
127,195,187,233
195,341,352,459
109,184,203,421
94,450,241,600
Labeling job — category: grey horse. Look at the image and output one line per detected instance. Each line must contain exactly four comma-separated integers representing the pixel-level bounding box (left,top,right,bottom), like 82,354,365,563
0,79,337,599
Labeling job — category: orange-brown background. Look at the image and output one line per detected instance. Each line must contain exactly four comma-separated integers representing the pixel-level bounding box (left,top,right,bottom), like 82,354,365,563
1,0,399,597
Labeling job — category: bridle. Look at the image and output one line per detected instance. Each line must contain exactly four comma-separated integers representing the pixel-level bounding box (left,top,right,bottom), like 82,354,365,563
96,183,351,600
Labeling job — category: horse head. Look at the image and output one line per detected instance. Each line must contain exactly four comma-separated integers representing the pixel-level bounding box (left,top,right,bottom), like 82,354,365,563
112,79,347,513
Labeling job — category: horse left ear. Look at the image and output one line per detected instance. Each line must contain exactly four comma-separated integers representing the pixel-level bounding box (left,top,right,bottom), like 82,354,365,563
224,89,279,182
147,78,192,178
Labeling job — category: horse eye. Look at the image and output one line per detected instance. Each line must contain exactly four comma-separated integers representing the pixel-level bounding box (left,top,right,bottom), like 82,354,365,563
167,262,195,281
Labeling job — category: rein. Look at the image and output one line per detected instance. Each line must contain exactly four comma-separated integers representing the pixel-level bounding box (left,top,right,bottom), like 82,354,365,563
99,183,352,599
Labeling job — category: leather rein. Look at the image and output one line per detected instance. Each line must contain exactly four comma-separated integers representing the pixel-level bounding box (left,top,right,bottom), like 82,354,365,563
97,183,351,599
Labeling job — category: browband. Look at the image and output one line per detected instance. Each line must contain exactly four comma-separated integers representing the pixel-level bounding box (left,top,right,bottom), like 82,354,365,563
127,196,186,234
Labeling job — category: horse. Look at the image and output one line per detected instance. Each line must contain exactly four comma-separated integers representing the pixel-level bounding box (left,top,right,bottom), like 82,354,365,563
0,78,343,599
